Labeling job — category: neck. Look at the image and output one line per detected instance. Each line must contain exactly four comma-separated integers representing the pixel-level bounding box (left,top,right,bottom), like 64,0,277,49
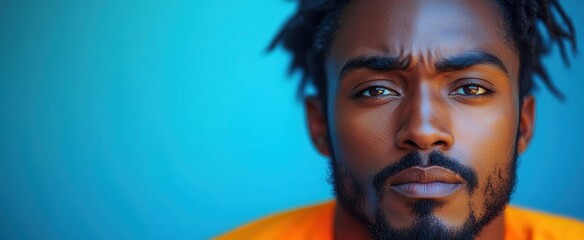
334,203,370,240
333,204,505,240
475,210,505,240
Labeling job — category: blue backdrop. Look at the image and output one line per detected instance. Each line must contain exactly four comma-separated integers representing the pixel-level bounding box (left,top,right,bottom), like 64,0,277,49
0,1,583,239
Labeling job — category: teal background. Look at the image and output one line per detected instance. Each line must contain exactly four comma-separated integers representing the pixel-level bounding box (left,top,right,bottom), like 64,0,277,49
0,1,583,239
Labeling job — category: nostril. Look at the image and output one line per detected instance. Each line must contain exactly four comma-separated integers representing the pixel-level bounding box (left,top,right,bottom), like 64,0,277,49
403,140,418,148
434,140,448,147
400,139,450,150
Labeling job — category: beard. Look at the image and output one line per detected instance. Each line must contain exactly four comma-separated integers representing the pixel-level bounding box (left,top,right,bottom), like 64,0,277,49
329,148,518,240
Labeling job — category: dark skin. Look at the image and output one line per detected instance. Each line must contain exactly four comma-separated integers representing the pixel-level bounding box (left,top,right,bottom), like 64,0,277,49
306,0,535,239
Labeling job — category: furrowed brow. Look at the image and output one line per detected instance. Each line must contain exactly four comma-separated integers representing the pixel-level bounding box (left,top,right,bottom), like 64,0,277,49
339,56,409,80
435,51,508,74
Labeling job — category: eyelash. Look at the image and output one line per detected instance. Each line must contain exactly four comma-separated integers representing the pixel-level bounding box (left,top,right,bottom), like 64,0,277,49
449,84,494,98
351,82,494,100
353,86,400,99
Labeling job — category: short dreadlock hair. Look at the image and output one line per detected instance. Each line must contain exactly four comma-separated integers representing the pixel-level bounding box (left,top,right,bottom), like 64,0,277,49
269,0,577,100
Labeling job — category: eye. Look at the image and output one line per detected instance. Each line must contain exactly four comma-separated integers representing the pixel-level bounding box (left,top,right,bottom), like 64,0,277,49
450,85,491,96
360,86,399,97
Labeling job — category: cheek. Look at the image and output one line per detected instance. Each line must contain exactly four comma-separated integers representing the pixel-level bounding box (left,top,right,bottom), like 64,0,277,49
450,97,518,198
330,101,397,182
455,104,517,159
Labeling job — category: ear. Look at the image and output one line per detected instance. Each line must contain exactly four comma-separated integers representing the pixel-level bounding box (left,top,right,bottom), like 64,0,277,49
517,96,535,154
305,97,331,156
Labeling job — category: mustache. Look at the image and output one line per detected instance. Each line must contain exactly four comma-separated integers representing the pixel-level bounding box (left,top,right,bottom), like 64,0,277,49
372,151,478,194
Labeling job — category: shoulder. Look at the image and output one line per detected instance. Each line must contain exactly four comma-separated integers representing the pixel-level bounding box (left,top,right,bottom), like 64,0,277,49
505,205,584,239
215,201,336,240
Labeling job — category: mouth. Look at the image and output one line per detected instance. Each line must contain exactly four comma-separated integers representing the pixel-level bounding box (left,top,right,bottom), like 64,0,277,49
390,182,462,198
387,166,464,199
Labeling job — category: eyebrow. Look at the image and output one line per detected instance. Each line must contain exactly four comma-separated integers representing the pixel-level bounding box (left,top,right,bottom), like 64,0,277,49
339,56,409,80
435,51,508,74
338,51,508,80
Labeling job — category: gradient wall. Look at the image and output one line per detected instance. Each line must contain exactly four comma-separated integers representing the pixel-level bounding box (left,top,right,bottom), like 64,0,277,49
0,1,583,239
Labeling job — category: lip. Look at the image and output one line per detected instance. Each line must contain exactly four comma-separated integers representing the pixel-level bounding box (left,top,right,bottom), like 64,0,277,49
387,166,464,199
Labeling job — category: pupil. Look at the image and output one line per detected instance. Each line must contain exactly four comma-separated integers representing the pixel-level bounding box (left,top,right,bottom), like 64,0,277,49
372,88,384,96
465,86,479,95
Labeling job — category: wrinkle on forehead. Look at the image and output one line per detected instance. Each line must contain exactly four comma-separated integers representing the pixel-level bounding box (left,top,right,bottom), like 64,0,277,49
409,1,490,67
328,0,512,73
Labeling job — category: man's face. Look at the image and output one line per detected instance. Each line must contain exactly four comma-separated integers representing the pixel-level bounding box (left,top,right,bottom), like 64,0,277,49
307,0,534,238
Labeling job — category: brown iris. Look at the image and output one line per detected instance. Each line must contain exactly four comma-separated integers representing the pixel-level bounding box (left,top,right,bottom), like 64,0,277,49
370,87,386,96
462,85,485,95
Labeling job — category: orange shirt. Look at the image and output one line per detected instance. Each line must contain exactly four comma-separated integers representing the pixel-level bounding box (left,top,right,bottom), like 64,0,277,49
216,201,584,240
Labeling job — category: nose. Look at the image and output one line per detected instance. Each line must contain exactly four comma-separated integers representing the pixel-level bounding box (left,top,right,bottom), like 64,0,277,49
395,84,454,151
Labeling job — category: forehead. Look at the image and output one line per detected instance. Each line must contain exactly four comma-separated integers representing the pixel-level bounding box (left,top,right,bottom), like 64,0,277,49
328,0,518,77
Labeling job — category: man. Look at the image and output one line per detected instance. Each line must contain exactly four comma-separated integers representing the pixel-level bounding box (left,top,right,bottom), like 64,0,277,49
218,0,584,239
